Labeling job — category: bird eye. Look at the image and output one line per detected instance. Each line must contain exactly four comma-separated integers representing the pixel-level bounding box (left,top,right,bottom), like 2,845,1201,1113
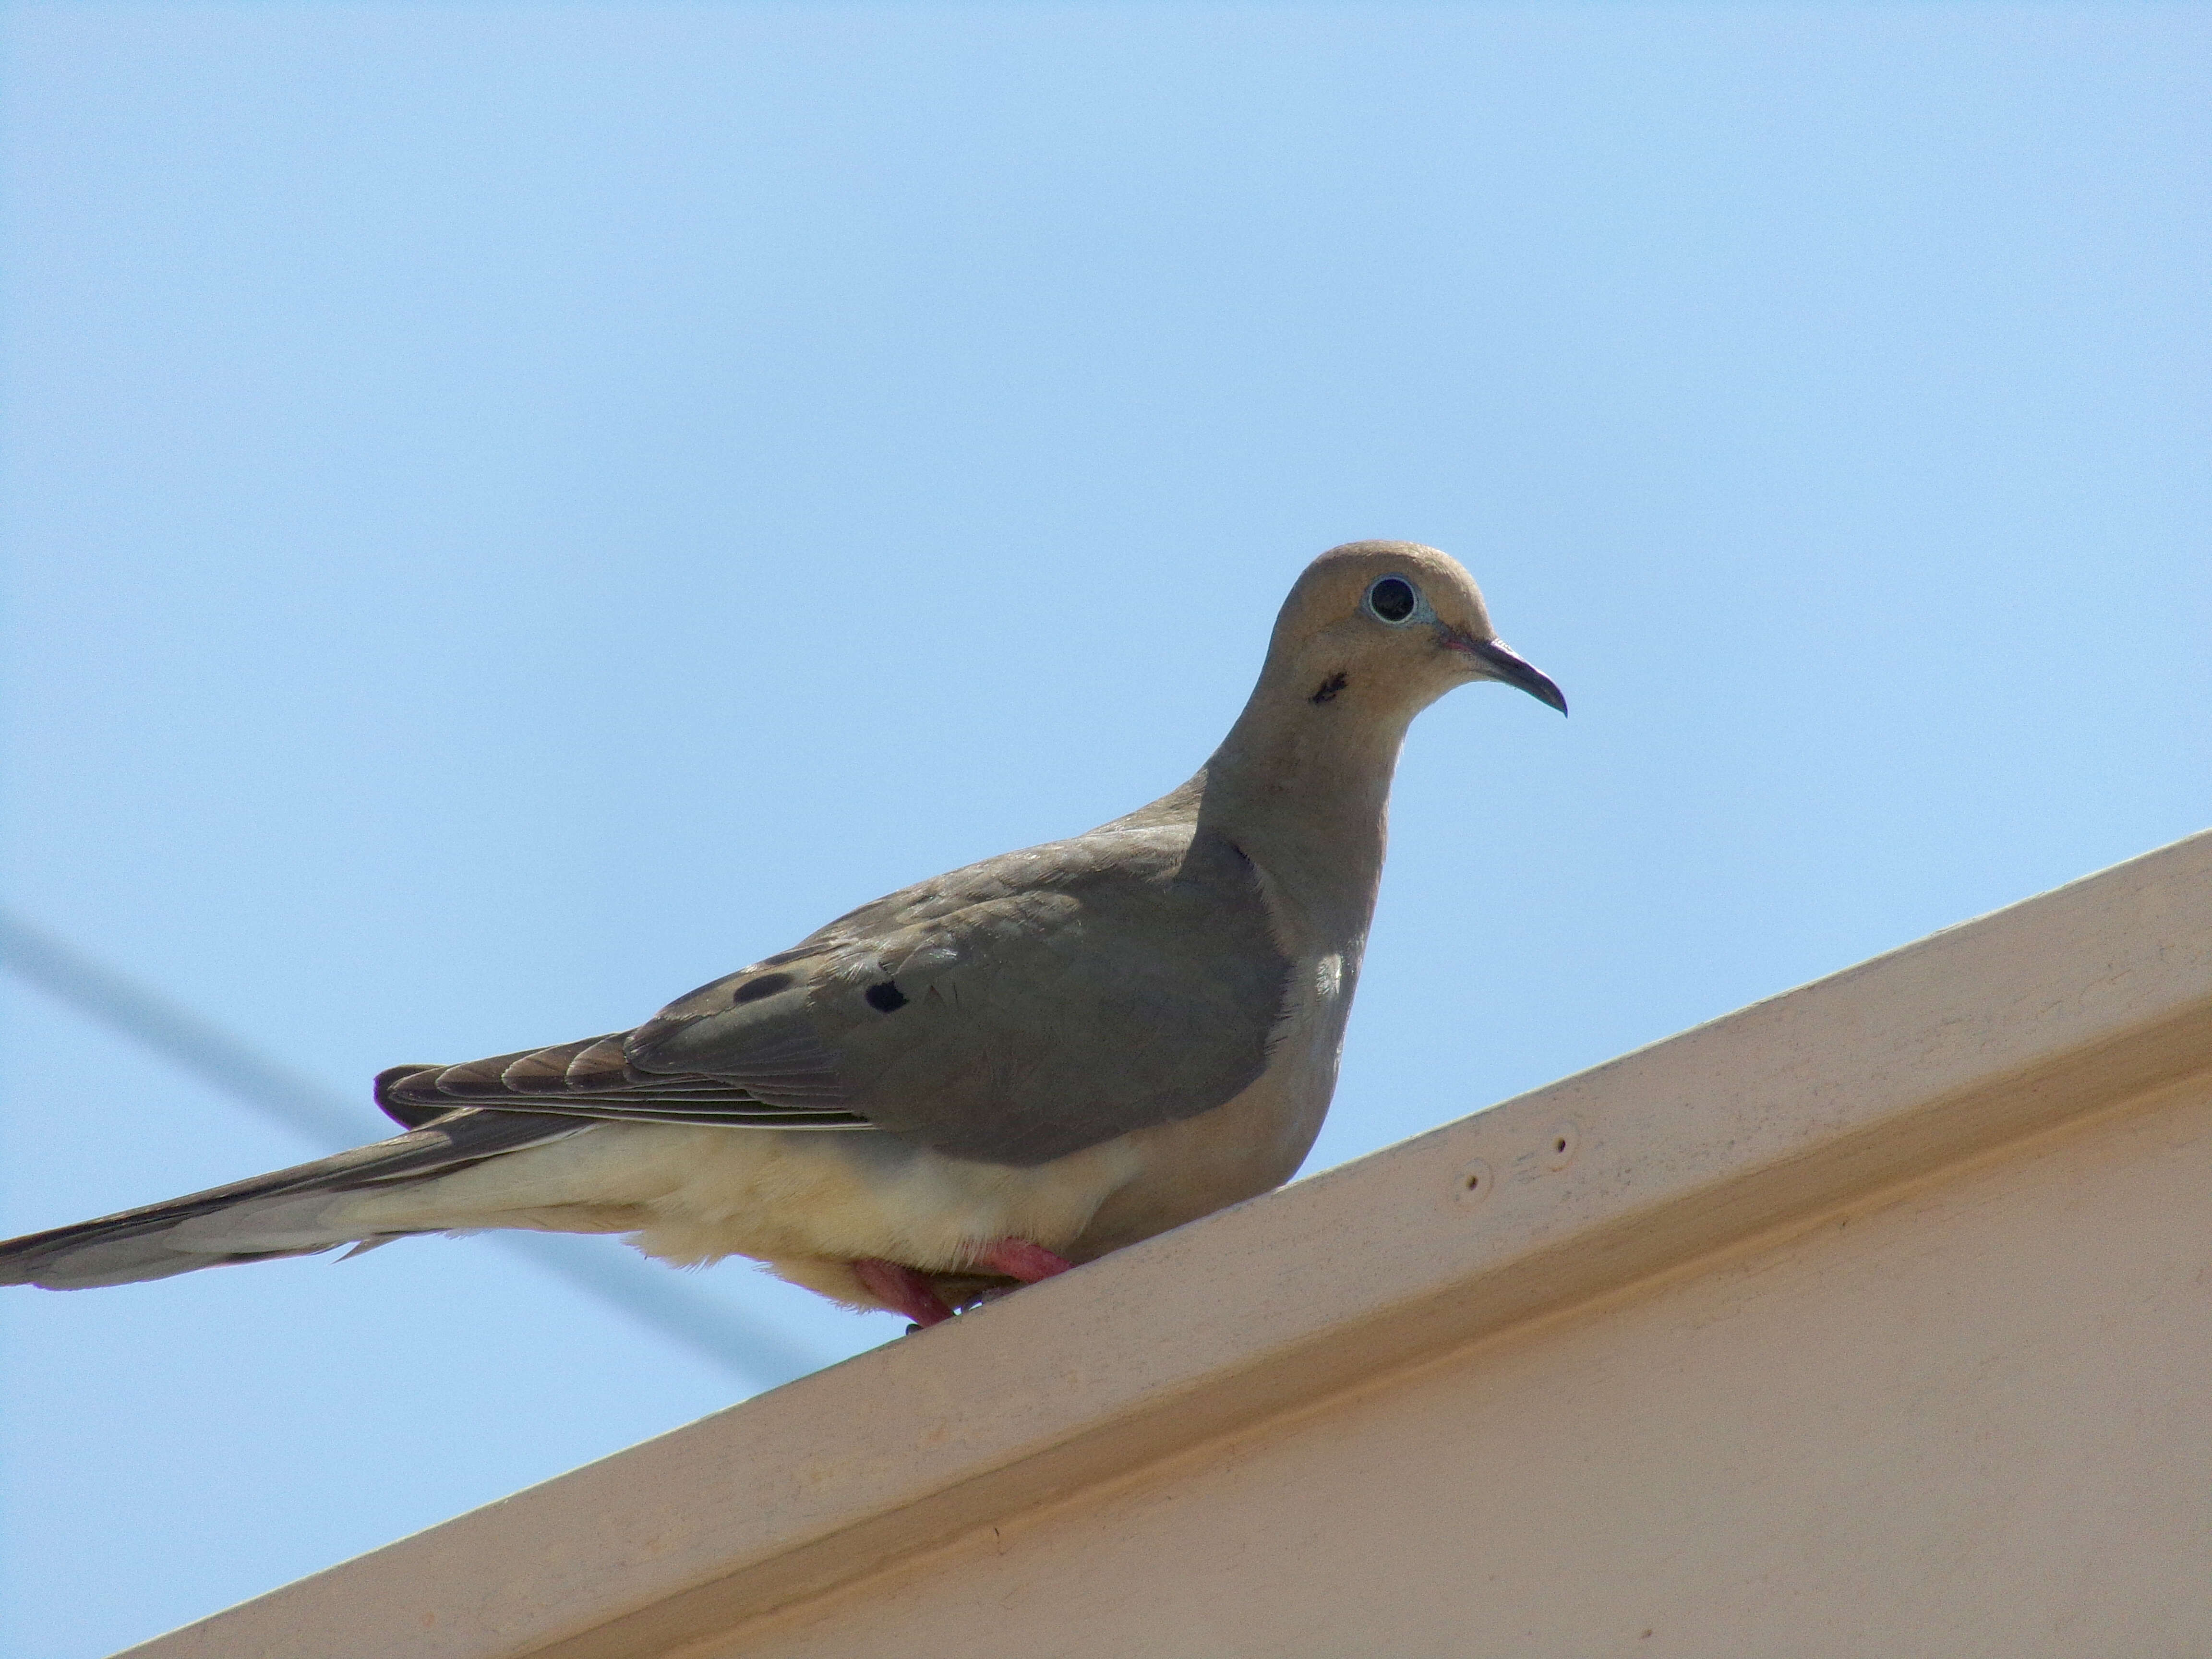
1365,576,1419,625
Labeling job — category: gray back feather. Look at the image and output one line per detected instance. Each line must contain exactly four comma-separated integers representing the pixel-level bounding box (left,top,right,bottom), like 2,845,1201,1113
628,823,1291,1165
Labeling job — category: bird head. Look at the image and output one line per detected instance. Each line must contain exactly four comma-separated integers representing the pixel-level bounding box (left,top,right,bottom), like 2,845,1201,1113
1265,540,1566,721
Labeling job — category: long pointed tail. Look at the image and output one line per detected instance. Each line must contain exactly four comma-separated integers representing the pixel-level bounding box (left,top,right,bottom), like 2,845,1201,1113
0,1109,584,1289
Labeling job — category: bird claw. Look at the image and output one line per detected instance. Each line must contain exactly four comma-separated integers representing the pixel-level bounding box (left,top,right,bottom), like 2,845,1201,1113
854,1258,954,1327
863,1239,1072,1330
969,1238,1073,1283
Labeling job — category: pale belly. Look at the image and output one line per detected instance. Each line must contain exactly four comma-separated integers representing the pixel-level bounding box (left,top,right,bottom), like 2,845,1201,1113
335,974,1346,1314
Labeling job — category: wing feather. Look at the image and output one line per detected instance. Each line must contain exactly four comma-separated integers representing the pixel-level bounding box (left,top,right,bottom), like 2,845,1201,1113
628,822,1293,1166
373,821,1290,1166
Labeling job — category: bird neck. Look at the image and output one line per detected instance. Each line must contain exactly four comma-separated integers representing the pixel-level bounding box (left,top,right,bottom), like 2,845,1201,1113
1186,678,1416,951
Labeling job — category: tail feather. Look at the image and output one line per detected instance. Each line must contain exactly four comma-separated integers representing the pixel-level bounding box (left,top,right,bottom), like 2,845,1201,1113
0,1109,586,1290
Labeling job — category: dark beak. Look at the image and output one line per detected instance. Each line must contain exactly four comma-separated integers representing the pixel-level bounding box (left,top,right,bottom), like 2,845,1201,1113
1465,637,1568,715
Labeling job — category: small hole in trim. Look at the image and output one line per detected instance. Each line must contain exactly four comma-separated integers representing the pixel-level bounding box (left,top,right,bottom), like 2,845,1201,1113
1453,1158,1493,1203
1543,1124,1579,1171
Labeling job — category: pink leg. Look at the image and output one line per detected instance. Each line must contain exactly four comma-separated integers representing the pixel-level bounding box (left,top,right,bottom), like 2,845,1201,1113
853,1258,955,1327
971,1238,1074,1284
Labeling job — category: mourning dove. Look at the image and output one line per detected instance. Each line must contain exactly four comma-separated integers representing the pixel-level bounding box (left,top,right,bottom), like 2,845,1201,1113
0,542,1563,1326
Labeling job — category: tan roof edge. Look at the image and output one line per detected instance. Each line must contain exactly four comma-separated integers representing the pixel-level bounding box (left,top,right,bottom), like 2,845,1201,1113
127,830,2212,1659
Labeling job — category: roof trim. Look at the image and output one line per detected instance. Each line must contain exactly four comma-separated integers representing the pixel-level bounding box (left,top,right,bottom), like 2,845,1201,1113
129,830,2212,1659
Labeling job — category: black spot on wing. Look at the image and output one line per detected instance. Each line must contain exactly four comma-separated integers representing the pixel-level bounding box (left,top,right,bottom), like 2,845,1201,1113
864,980,910,1013
732,972,794,1005
823,825,1294,1166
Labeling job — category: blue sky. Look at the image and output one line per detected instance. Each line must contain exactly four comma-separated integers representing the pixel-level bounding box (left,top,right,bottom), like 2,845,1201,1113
3,4,2206,1654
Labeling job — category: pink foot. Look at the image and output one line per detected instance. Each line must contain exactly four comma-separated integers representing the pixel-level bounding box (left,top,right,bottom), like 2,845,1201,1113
971,1238,1074,1284
854,1258,954,1327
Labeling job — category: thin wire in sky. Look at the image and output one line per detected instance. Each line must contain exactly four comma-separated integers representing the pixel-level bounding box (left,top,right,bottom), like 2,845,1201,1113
0,908,830,1389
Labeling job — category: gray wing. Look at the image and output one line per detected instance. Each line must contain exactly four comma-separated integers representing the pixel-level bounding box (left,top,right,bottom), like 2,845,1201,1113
626,823,1295,1166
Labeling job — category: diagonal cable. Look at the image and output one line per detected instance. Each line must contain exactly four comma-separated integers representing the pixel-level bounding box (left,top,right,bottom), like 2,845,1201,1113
0,908,830,1389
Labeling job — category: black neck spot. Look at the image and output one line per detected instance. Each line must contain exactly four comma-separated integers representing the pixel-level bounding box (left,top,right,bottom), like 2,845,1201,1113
865,980,910,1013
1309,671,1348,705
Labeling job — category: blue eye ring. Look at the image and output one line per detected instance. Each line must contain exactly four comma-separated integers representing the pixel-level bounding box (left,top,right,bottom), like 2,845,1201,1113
1365,576,1419,625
